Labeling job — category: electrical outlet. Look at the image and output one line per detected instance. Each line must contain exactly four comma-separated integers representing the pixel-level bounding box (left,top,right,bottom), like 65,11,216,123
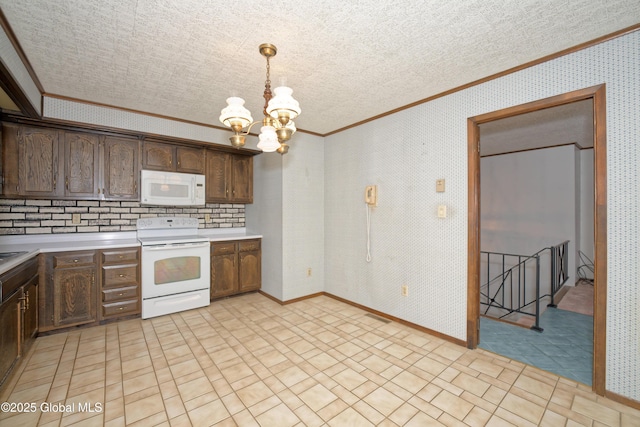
402,285,408,296
307,268,312,277
72,213,81,224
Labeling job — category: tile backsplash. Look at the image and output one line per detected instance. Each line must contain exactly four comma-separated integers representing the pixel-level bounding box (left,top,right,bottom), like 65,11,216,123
0,199,245,235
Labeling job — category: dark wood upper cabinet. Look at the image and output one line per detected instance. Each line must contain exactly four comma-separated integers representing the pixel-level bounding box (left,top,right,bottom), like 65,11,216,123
65,131,100,198
143,141,205,174
1,123,142,201
103,136,140,200
176,146,205,174
205,150,253,203
205,150,231,201
1,119,256,203
142,141,174,171
1,124,63,197
231,155,253,203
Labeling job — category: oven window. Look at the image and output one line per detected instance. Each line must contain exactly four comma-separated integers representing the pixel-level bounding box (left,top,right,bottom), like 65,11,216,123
154,256,201,285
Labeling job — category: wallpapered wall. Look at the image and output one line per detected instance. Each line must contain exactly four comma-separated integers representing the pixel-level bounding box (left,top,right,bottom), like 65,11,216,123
3,26,638,401
324,31,639,400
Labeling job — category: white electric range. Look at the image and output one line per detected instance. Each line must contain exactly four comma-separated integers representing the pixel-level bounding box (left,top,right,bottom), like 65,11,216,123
137,217,210,319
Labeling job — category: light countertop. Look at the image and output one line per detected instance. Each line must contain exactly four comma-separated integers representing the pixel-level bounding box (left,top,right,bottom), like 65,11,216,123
0,228,262,275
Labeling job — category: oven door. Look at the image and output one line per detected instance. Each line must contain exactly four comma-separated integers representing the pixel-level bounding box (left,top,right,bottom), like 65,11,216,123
141,241,210,299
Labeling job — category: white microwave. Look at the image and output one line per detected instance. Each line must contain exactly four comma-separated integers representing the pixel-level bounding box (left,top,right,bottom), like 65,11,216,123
140,170,205,206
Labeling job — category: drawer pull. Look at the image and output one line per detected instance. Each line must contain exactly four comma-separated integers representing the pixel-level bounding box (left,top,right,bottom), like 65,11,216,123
119,255,124,259
73,259,79,263
118,293,124,296
119,274,125,278
119,307,124,310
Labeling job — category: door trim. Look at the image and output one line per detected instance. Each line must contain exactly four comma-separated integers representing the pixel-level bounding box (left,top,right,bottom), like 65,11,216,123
467,84,607,395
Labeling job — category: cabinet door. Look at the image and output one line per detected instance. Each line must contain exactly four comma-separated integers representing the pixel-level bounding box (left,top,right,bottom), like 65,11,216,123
211,244,238,299
65,131,100,198
143,141,175,171
103,137,140,200
0,291,21,386
176,146,205,174
22,275,38,353
231,155,253,203
18,126,62,197
52,266,97,327
2,124,20,195
206,151,231,202
239,241,261,292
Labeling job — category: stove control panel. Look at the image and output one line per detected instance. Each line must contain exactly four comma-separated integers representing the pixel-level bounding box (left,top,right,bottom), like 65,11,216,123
136,217,199,230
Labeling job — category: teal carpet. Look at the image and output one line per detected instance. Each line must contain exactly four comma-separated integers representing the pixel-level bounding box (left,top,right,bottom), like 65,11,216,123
479,307,593,385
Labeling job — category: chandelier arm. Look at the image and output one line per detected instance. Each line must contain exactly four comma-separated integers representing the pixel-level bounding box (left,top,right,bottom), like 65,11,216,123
237,120,266,136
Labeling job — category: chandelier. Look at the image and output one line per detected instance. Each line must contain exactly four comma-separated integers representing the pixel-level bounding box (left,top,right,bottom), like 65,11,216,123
219,43,301,155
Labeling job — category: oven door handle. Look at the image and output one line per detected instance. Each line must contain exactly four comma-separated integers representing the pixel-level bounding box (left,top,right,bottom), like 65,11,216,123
142,242,210,251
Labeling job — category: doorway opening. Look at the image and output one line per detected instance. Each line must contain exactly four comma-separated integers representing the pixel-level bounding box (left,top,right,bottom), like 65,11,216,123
467,85,607,395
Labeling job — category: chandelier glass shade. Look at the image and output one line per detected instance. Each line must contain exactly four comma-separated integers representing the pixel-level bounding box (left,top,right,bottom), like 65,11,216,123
219,44,301,155
219,97,253,132
256,125,280,152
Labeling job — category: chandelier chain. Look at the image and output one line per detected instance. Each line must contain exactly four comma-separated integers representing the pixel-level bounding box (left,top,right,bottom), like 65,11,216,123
263,55,272,117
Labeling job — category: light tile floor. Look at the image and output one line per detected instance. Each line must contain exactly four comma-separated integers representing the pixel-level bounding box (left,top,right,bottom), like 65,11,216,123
1,293,639,426
479,308,593,386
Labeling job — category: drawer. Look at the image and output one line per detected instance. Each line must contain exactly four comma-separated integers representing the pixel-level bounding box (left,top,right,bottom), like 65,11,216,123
53,251,96,268
212,241,237,255
102,249,139,264
102,285,139,303
239,239,261,252
102,300,139,318
102,265,139,288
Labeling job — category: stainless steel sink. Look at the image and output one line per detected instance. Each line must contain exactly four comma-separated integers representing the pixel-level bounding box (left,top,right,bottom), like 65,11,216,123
0,251,28,263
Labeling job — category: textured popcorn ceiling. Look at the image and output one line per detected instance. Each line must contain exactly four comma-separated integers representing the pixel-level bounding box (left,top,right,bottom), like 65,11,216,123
0,0,638,135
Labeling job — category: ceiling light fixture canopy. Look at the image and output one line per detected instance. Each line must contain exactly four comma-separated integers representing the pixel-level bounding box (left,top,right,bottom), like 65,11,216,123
219,43,301,155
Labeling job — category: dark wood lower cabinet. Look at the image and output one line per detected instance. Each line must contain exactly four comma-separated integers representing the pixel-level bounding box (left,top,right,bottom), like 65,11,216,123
0,291,21,387
41,251,97,332
238,240,261,293
40,248,141,333
21,274,38,353
100,248,140,319
0,257,39,388
210,242,238,299
211,239,261,299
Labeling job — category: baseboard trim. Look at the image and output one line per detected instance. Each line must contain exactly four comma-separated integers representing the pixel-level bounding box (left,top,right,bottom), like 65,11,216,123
323,292,467,348
260,290,466,348
604,390,640,411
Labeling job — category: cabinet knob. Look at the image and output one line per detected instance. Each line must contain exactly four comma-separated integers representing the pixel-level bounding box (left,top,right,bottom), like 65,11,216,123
73,259,79,263
119,274,125,278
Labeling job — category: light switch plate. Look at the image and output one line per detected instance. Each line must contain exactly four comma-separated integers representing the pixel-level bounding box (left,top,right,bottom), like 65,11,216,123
436,179,445,192
437,205,447,218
